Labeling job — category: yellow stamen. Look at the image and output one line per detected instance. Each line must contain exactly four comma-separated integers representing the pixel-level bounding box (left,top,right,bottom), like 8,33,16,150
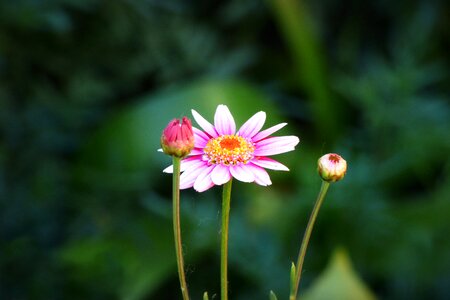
203,135,255,165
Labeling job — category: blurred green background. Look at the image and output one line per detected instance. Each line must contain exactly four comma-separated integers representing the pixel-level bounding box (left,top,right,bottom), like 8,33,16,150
1,0,449,299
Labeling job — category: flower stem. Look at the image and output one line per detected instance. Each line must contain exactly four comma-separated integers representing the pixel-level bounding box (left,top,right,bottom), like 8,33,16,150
221,179,233,300
172,157,190,300
290,180,330,300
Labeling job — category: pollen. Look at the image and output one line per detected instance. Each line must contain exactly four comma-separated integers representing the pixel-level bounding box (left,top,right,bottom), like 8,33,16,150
203,135,255,165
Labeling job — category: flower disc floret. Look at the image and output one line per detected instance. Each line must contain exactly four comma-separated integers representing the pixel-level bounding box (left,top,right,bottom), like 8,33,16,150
203,135,255,166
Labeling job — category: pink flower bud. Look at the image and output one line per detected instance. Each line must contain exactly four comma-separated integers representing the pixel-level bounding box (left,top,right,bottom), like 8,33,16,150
318,153,347,182
161,117,195,158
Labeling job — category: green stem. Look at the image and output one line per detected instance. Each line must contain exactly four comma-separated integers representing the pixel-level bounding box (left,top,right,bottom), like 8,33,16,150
172,157,190,300
290,181,330,300
221,179,233,300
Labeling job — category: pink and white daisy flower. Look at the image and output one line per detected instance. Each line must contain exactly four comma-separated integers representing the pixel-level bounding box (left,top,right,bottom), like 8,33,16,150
164,104,300,192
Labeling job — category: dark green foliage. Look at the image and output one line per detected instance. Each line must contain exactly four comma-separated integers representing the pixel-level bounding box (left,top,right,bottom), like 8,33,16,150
0,0,449,299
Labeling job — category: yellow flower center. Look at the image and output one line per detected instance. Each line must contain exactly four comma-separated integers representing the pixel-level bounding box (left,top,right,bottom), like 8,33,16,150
203,135,255,165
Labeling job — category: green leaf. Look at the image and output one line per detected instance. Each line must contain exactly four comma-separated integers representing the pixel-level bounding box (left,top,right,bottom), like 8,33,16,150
302,248,377,300
269,290,278,300
203,291,209,300
290,261,296,296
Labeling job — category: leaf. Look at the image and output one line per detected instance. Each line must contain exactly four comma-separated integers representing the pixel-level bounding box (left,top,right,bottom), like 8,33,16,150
203,291,209,300
290,261,296,296
269,290,278,300
302,248,377,300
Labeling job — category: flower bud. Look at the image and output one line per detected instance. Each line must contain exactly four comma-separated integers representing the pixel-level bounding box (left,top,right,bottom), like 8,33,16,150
318,153,347,182
161,117,195,158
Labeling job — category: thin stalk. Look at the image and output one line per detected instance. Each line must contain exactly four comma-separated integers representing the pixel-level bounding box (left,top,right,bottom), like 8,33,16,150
221,179,233,300
290,181,330,300
172,157,190,300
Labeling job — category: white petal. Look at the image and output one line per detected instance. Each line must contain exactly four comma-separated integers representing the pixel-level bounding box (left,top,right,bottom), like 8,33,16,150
163,156,201,173
237,111,266,138
230,164,254,183
192,109,218,137
248,164,272,186
188,149,204,156
254,136,300,156
251,157,289,171
214,105,236,135
193,127,209,148
210,165,232,185
163,165,173,173
256,135,299,147
252,123,287,142
193,165,216,192
180,163,209,189
181,157,205,172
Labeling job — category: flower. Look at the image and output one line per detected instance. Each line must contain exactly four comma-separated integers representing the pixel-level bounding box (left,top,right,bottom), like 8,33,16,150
164,105,300,192
161,117,195,158
317,153,347,182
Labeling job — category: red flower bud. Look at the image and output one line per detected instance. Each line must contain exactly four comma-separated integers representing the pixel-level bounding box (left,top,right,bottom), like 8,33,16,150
161,117,195,158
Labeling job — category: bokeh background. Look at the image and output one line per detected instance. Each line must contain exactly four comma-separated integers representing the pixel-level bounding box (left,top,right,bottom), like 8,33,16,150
1,0,449,299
